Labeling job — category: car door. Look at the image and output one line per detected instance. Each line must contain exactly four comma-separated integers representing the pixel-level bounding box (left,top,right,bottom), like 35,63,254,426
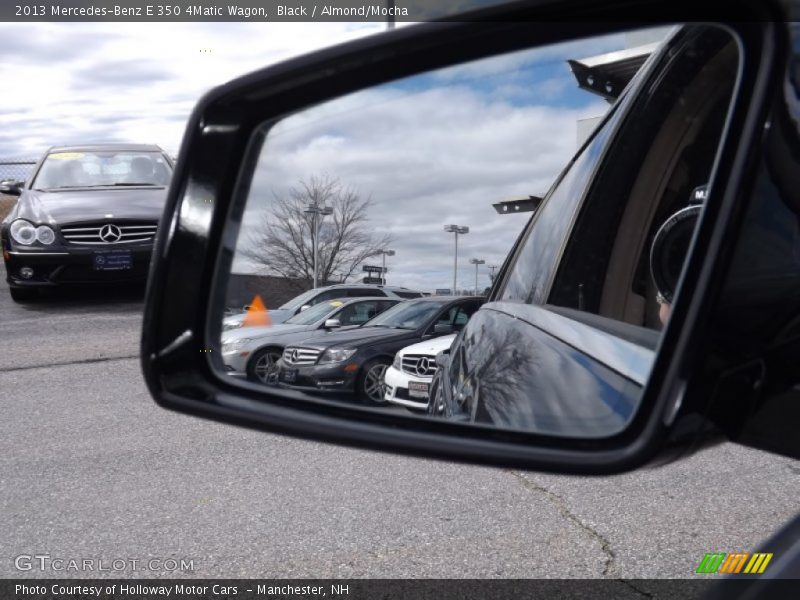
442,25,739,435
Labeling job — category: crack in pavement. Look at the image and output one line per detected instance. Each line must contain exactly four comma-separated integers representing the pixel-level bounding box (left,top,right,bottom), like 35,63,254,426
509,470,617,577
0,354,139,374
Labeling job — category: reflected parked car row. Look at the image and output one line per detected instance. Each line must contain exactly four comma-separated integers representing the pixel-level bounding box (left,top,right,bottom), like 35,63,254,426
222,291,483,407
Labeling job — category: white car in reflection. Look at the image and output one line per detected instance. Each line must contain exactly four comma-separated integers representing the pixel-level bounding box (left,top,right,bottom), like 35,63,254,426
384,334,456,411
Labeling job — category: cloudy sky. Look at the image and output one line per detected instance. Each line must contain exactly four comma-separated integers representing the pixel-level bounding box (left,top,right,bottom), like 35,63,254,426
0,21,385,159
234,33,636,293
0,20,662,295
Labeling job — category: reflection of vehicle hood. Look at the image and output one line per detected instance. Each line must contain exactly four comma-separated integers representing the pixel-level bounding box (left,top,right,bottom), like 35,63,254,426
398,334,456,357
10,188,168,224
296,326,415,349
223,322,317,343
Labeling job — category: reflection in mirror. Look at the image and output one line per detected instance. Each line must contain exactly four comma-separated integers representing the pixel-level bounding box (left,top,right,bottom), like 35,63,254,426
217,24,739,438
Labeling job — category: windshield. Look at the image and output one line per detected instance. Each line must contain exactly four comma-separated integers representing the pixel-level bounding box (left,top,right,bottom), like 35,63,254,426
365,300,443,330
284,300,342,325
32,151,172,189
278,288,323,311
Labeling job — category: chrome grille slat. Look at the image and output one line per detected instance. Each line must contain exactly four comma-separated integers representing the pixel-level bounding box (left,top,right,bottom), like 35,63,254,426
283,346,322,366
401,354,438,377
61,221,157,244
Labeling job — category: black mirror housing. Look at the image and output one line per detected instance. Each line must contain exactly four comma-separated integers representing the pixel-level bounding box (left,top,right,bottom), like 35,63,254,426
141,1,796,474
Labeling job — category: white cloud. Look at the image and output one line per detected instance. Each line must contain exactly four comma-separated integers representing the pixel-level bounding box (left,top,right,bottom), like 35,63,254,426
0,22,386,158
234,42,613,292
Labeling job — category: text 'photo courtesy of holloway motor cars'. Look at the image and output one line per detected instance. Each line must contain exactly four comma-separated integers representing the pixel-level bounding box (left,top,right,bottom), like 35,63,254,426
1,144,173,301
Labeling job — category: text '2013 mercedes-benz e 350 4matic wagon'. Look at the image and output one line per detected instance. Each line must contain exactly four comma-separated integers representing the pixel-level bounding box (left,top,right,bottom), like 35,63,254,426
0,143,173,302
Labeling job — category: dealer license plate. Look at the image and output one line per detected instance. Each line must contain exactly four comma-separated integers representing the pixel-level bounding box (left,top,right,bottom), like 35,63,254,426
93,251,132,271
408,381,430,399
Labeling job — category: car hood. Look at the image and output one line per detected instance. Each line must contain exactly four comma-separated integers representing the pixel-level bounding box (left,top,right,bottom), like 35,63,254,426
398,334,456,357
223,322,317,343
10,187,168,225
294,326,416,349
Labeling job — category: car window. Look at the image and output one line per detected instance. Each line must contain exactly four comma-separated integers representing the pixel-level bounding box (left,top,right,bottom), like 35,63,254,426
548,28,738,332
366,300,444,330
336,300,382,325
32,151,172,189
347,288,385,297
308,290,339,305
431,302,480,332
284,300,342,325
499,26,739,340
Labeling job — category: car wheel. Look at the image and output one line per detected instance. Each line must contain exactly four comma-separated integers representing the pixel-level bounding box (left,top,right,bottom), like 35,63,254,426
9,287,38,302
358,359,390,405
246,347,283,384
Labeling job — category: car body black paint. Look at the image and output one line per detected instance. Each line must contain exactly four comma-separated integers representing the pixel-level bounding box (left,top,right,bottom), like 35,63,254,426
1,143,173,294
276,297,484,397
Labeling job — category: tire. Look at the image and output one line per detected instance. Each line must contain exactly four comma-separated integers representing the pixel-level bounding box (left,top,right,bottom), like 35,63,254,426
358,359,391,405
246,347,283,384
9,287,38,302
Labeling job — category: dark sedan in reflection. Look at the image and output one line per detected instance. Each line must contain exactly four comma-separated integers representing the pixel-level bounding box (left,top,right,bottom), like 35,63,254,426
0,143,173,301
275,296,484,404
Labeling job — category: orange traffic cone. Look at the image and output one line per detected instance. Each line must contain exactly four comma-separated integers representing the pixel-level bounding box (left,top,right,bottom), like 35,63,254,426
242,294,272,327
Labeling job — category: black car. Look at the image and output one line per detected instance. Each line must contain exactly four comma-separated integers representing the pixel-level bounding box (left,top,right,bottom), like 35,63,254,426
276,297,484,404
0,143,173,301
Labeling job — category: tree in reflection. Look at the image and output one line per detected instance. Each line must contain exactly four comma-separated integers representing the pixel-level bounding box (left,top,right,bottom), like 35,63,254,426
241,174,393,283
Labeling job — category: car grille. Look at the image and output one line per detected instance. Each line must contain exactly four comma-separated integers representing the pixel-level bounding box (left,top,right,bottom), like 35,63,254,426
401,354,438,377
282,347,322,366
60,221,158,245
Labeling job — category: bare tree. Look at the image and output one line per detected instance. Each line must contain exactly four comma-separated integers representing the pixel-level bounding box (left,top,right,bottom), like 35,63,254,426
240,175,393,284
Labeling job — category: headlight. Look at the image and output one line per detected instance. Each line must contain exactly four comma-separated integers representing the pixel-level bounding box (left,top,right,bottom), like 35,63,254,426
222,338,252,353
318,347,356,364
392,354,401,370
10,220,36,245
36,225,55,245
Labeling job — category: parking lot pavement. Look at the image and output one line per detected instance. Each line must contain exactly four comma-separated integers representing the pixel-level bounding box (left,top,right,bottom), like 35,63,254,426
0,273,797,579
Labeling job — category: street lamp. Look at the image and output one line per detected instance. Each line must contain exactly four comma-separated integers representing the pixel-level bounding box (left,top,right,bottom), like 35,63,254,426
376,249,395,284
304,202,333,289
469,258,485,295
488,265,499,282
444,224,469,295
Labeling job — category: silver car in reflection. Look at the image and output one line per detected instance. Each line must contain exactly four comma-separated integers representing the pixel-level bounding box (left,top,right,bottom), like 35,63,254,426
221,297,400,382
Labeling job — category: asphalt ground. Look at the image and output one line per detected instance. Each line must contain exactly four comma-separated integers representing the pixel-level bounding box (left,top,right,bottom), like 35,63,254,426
0,268,797,580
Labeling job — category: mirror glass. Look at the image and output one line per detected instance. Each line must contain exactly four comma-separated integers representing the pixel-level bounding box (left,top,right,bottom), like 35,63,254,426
216,24,739,438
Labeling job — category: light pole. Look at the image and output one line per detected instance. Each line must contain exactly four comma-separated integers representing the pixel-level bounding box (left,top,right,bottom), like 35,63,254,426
376,249,395,284
305,202,333,289
444,224,469,295
470,258,485,295
488,265,499,282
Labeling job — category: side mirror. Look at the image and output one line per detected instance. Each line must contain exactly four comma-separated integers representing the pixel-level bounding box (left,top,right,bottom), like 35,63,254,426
141,12,797,475
298,304,311,313
0,180,23,196
324,318,341,329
